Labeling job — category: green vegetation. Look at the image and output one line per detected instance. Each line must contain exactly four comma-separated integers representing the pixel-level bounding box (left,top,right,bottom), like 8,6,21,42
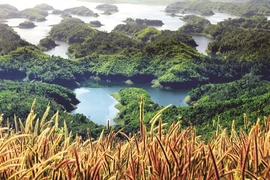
111,74,270,138
113,22,147,35
34,3,54,11
38,37,58,51
135,27,161,42
180,15,211,34
0,4,20,19
95,4,118,14
112,88,158,130
165,0,215,16
113,18,164,36
0,81,104,139
20,8,48,22
124,18,164,26
41,18,205,86
0,43,80,87
183,75,270,134
0,80,78,118
0,25,30,55
63,6,99,17
18,20,36,28
204,16,270,78
48,18,97,43
89,20,103,27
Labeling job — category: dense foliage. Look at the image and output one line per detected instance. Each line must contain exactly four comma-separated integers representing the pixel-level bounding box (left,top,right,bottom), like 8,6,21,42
49,18,97,43
124,18,164,26
111,74,270,138
0,25,30,55
112,88,158,132
39,18,207,86
0,80,78,118
0,80,105,139
38,37,58,51
179,15,211,34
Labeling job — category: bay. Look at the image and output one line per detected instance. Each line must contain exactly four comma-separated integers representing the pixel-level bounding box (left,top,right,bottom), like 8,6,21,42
72,84,190,125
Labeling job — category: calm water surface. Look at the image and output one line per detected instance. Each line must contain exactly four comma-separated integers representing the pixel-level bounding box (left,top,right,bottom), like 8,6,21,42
72,84,190,125
44,40,70,58
192,35,213,55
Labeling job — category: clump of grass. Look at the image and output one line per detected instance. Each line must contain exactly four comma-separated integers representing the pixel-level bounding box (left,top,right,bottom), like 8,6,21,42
0,99,270,179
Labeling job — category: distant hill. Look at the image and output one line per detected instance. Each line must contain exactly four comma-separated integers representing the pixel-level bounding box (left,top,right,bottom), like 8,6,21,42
79,0,177,4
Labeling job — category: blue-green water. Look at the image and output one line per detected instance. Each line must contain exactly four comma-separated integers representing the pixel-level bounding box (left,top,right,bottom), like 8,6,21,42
72,84,190,125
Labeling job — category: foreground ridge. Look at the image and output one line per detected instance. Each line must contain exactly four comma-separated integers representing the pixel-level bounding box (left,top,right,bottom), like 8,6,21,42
0,101,270,179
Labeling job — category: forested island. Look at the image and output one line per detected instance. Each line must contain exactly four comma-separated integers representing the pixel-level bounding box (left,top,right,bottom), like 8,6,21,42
63,6,99,17
18,21,36,28
96,4,118,15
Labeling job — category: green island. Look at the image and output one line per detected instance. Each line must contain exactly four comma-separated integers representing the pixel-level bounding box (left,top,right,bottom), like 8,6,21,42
18,20,36,28
0,4,21,19
20,8,49,22
34,3,54,11
37,37,58,51
0,3,55,21
63,6,99,17
89,20,103,27
1,0,270,178
96,4,118,15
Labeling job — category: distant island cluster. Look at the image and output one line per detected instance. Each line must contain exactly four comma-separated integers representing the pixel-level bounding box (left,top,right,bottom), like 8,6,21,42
0,3,167,30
